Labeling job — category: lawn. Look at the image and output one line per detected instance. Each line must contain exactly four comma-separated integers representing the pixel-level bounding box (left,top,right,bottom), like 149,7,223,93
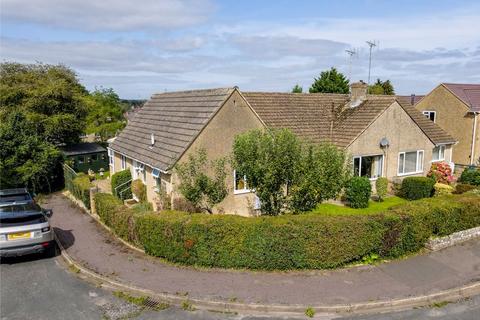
309,196,407,216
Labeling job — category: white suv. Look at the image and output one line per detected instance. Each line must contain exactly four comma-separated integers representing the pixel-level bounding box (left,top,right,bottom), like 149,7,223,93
0,202,55,258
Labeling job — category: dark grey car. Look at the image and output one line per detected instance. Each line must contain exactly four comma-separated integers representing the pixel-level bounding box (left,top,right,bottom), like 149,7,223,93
0,202,54,258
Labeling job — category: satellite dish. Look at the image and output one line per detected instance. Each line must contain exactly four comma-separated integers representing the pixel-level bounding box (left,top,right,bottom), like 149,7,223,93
380,137,389,148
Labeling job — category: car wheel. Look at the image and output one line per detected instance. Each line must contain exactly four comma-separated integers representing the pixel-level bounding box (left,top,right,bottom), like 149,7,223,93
44,242,58,258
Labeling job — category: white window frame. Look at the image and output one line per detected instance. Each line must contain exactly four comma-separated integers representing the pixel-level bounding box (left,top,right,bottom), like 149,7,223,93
422,110,436,122
397,150,424,176
133,160,145,182
107,148,114,171
432,145,446,162
233,170,251,195
121,155,127,170
352,154,384,180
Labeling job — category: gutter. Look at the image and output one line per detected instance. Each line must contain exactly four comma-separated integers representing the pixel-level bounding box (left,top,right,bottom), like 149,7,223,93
471,112,479,165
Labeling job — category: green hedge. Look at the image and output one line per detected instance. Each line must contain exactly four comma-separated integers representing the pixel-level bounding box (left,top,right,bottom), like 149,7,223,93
401,177,435,200
111,169,132,200
459,168,480,186
94,193,139,245
345,176,372,208
93,192,480,270
71,173,91,209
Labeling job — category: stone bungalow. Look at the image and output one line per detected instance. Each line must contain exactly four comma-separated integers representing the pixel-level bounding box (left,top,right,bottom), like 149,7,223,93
108,82,456,216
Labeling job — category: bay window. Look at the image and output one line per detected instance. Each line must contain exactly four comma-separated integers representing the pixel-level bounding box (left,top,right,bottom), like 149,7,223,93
353,155,383,179
398,150,424,175
432,145,445,162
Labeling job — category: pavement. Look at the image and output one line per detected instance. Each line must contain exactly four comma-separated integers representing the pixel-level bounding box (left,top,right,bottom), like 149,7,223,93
2,253,480,320
44,193,480,312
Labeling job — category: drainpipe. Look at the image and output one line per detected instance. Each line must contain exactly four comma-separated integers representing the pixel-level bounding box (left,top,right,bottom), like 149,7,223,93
471,112,478,165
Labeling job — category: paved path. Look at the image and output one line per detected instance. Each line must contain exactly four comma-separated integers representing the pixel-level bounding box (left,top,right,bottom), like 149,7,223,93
2,254,479,320
46,193,480,307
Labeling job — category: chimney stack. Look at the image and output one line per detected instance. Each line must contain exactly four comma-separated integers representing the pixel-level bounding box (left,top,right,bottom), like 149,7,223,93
349,80,368,108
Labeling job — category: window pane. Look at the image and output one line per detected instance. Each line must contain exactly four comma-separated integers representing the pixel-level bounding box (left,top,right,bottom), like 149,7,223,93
417,151,424,171
235,171,247,191
360,156,373,178
439,146,445,159
405,152,417,173
398,153,405,174
374,156,383,178
353,158,360,176
432,147,440,160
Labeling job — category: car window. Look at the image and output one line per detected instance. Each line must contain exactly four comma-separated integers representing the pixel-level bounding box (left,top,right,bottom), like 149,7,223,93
0,203,42,213
0,213,47,227
0,194,32,202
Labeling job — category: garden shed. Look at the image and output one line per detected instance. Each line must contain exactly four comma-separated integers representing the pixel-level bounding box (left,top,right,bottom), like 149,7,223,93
61,143,108,173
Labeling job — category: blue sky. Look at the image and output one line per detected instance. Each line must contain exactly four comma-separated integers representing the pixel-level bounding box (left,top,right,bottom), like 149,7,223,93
1,0,479,98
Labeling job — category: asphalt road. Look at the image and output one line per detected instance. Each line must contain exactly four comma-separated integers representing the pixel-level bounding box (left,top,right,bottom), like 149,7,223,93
1,252,479,320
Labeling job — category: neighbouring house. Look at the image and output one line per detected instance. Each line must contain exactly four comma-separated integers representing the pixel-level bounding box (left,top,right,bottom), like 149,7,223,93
108,82,456,215
61,143,109,173
407,83,480,167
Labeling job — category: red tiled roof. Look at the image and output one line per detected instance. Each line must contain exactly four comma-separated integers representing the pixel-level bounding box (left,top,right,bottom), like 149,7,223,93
443,83,480,112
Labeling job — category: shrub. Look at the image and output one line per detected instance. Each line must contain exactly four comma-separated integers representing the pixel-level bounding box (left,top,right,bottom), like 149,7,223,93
131,179,146,202
454,183,477,194
434,183,454,197
111,169,132,200
459,167,480,186
401,177,435,200
175,148,228,214
375,177,388,202
71,173,91,209
345,176,372,208
427,162,454,184
94,193,139,245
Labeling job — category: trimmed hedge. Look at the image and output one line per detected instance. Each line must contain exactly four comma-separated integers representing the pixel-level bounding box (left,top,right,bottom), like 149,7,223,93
454,183,477,194
459,168,480,186
111,169,132,200
94,193,139,245
375,177,388,201
93,192,480,270
71,173,91,209
401,177,435,200
345,176,372,208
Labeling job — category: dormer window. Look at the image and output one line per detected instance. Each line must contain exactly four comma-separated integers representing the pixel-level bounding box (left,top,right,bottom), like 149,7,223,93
422,111,436,122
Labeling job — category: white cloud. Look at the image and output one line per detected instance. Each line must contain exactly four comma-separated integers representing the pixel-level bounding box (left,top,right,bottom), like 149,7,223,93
1,0,215,31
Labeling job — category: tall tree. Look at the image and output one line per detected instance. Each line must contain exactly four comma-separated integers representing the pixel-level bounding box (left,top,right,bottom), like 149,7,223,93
291,84,303,93
84,88,127,141
368,79,395,95
0,62,89,192
309,67,349,94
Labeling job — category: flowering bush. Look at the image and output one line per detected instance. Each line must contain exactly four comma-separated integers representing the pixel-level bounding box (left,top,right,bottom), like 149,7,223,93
427,162,454,184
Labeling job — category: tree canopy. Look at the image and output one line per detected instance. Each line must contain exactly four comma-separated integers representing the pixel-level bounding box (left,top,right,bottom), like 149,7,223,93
0,62,125,192
309,67,350,94
291,84,303,93
368,79,395,95
84,88,127,141
233,129,349,215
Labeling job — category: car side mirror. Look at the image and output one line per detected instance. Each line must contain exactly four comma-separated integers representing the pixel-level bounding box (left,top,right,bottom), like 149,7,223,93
43,209,53,218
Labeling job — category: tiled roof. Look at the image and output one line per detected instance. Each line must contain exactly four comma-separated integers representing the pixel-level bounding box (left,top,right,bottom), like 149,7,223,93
443,83,480,112
397,102,457,145
396,94,425,106
244,92,455,147
110,88,234,171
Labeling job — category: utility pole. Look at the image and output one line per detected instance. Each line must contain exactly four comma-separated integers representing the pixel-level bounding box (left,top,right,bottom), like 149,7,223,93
345,49,356,81
366,40,378,86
